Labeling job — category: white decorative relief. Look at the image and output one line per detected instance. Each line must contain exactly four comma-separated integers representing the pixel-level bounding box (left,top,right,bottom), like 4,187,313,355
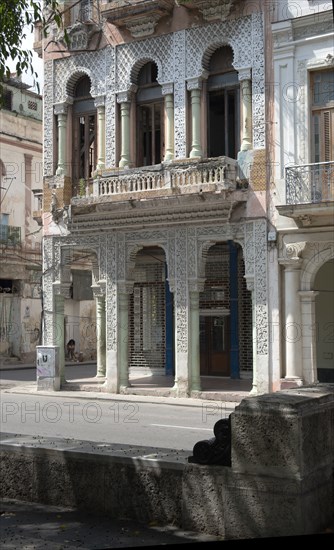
117,233,126,280
116,34,173,92
42,237,55,344
185,16,253,78
54,50,107,103
187,228,197,279
106,234,117,350
167,230,176,293
43,60,54,176
105,47,116,168
251,13,265,149
173,30,186,159
254,220,268,355
175,228,188,354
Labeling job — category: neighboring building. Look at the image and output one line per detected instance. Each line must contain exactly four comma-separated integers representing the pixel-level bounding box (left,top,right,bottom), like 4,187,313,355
272,0,334,384
0,75,43,362
36,0,333,396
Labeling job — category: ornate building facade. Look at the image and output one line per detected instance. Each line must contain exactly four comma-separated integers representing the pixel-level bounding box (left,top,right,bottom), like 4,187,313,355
37,0,333,396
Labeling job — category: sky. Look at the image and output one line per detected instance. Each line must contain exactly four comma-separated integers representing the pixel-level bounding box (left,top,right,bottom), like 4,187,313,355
8,26,44,93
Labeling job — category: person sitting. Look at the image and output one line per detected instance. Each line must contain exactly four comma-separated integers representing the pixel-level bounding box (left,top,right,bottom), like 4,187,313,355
66,339,75,360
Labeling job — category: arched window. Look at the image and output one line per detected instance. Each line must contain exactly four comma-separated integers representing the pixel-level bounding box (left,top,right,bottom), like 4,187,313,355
207,46,239,159
72,75,97,182
136,62,163,167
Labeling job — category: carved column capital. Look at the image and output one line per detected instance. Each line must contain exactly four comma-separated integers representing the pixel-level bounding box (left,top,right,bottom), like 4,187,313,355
189,278,206,293
53,281,72,299
161,82,174,96
91,281,106,298
186,77,203,91
54,102,69,116
94,95,106,109
279,241,307,265
237,67,252,82
244,274,255,292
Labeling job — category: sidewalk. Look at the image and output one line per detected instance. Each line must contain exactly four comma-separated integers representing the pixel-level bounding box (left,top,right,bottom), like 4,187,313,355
0,497,223,549
0,358,252,406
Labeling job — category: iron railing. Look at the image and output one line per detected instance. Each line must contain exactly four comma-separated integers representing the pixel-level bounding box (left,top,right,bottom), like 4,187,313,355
285,161,334,205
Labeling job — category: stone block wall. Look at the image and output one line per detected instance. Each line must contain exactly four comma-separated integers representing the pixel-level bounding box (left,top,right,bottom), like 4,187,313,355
1,384,333,539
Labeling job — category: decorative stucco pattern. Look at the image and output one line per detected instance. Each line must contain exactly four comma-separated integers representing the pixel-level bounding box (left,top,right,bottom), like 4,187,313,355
254,219,268,355
187,227,197,279
175,228,188,354
251,13,265,148
105,48,116,168
116,34,174,91
54,50,107,102
173,30,187,158
106,233,117,350
42,237,55,344
43,61,54,176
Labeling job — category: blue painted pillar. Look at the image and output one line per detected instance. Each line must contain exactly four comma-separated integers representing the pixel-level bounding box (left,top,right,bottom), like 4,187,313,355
229,241,240,379
165,265,174,375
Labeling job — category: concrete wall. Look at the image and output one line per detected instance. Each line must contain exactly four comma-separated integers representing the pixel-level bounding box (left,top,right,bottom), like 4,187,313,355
1,384,333,539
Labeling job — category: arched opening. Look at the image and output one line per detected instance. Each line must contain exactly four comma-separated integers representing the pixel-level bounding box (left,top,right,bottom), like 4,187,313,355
136,62,163,167
64,249,97,365
128,246,173,377
315,258,334,382
207,46,239,159
72,75,97,187
199,241,252,378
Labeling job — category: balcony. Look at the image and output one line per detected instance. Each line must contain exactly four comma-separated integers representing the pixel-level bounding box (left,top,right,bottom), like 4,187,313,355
69,156,247,228
101,0,175,37
0,225,21,246
277,161,334,228
92,157,239,199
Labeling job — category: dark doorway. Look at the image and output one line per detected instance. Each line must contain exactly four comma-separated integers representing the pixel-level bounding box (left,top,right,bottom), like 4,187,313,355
200,315,230,376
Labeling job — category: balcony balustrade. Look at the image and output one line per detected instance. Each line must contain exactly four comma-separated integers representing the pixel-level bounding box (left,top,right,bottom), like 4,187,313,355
285,161,334,205
93,157,238,199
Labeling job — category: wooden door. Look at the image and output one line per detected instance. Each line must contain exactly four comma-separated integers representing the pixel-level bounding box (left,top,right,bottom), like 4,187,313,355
200,315,230,376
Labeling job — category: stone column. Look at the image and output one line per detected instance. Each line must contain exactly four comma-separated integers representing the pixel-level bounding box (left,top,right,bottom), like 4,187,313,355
92,287,106,378
118,286,130,389
162,84,174,162
238,69,252,151
299,290,319,384
283,261,303,384
170,229,190,397
187,79,203,158
117,92,132,168
54,290,65,384
94,96,106,171
189,288,201,392
54,102,68,176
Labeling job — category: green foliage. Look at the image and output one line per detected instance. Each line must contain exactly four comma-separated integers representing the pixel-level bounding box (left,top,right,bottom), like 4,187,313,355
0,0,64,100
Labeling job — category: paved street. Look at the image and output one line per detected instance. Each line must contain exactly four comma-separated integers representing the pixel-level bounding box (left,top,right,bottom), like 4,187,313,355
0,363,235,548
0,363,238,451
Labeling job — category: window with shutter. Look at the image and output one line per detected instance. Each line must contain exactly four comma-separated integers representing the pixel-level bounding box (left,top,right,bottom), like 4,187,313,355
310,70,334,200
